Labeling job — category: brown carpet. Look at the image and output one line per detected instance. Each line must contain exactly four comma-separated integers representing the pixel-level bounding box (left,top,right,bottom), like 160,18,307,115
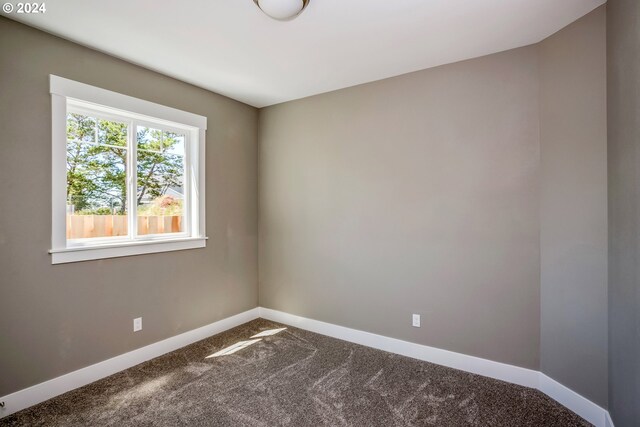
1,318,591,426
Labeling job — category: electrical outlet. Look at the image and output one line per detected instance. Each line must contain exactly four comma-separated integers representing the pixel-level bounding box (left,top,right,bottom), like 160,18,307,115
412,314,421,327
133,317,142,332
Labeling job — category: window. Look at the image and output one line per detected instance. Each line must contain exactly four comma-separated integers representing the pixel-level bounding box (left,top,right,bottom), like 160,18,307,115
50,75,207,263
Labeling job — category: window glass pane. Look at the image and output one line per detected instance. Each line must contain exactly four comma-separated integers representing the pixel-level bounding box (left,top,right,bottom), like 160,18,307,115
164,132,185,156
98,119,127,147
66,113,128,240
136,128,185,235
67,113,96,143
136,126,162,153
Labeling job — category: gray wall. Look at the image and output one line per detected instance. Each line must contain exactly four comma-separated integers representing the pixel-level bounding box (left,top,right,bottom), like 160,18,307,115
539,7,608,407
0,17,258,396
259,46,542,369
607,0,640,425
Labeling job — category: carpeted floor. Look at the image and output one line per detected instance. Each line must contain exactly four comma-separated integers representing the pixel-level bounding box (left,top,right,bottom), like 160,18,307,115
1,318,591,426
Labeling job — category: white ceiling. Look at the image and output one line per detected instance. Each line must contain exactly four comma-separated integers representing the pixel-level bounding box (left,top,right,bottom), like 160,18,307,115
4,0,605,107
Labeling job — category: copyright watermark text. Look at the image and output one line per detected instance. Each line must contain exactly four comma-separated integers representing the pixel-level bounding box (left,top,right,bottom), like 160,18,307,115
2,3,47,14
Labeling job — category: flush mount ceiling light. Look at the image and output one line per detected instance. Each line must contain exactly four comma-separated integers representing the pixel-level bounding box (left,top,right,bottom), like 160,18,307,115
253,0,310,21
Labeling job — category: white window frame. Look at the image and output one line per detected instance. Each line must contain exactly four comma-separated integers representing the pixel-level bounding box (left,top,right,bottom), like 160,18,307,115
49,75,207,264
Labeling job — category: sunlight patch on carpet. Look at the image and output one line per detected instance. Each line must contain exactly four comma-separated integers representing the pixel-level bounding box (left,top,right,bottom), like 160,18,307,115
251,327,287,338
206,339,262,358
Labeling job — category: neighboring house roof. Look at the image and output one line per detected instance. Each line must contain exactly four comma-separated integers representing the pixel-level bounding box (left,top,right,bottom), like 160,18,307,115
165,187,184,199
139,186,184,204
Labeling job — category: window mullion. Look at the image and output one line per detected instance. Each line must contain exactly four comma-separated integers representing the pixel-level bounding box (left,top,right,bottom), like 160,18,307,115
128,120,138,240
184,132,192,237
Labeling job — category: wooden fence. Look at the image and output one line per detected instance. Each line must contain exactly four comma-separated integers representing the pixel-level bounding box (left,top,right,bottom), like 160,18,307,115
66,215,182,239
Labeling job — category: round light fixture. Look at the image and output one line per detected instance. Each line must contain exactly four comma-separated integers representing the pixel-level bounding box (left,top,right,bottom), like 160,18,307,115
253,0,310,21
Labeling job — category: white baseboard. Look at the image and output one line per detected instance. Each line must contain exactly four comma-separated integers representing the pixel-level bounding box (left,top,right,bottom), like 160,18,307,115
0,306,613,427
538,373,609,427
259,307,611,427
258,307,539,388
0,308,260,418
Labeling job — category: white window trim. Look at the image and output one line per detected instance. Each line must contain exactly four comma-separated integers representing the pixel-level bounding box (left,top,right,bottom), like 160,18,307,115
49,75,207,264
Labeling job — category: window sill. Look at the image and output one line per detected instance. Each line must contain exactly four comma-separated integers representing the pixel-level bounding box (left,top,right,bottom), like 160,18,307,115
49,237,207,264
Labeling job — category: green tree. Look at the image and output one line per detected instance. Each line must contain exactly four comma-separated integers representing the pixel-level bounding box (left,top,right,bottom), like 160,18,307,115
135,127,184,207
